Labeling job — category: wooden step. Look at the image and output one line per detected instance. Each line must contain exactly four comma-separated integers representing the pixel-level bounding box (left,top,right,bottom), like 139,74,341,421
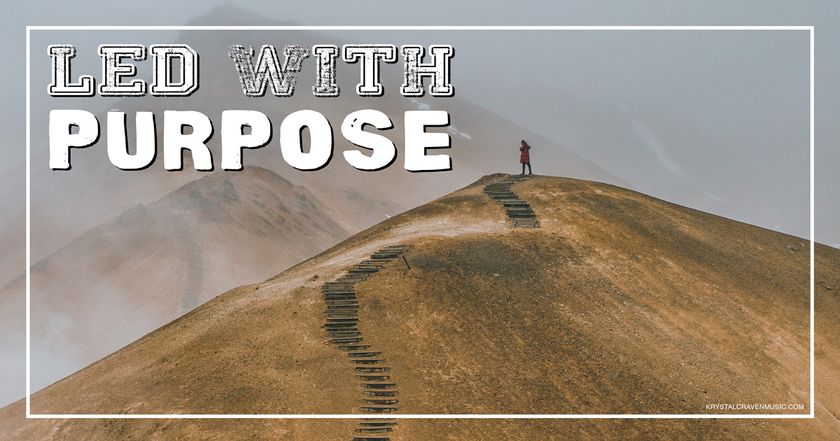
362,383,396,389
339,345,371,351
363,390,397,397
323,296,356,301
350,267,381,273
355,426,394,434
326,305,359,310
328,331,361,338
330,337,363,344
358,421,397,427
356,375,390,381
356,366,390,373
324,300,359,307
352,359,385,365
324,322,357,328
326,312,358,318
362,399,398,405
361,406,398,413
348,352,381,357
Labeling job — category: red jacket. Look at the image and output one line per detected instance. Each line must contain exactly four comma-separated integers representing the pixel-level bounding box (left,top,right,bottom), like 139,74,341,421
519,144,531,164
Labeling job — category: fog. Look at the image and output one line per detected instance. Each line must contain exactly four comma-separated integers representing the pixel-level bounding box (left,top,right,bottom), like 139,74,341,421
1,0,837,408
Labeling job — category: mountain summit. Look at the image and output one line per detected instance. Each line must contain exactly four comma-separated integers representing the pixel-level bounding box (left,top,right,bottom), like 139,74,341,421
2,175,836,440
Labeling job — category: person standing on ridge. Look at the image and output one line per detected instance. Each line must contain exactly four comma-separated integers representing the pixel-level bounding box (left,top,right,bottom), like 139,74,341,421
519,140,532,175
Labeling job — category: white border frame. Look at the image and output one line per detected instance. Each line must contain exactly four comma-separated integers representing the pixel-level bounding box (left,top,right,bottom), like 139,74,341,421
25,25,815,420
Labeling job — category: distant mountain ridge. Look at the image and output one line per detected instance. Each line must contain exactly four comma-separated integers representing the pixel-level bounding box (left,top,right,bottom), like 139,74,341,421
0,167,350,405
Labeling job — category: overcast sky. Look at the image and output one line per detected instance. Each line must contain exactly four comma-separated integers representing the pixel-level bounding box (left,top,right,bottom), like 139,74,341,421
2,0,836,245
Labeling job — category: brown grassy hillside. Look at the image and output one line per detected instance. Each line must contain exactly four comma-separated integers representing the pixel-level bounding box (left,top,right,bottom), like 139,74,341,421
1,174,837,440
